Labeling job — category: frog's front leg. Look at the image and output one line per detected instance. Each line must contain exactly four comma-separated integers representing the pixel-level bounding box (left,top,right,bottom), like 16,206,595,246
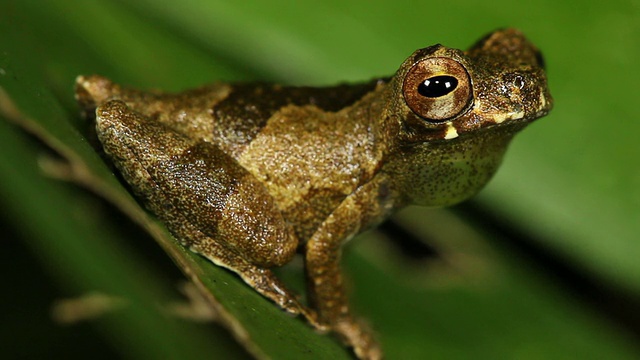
305,177,396,360
94,100,321,325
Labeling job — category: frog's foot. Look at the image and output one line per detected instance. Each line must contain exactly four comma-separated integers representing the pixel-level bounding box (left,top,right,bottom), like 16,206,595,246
228,265,327,331
334,318,382,360
179,220,326,330
187,235,326,329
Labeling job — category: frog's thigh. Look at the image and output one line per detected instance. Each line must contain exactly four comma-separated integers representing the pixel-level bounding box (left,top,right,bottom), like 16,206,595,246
96,100,298,268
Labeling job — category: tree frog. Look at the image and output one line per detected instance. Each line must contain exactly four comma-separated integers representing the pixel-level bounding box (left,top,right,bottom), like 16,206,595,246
75,28,552,359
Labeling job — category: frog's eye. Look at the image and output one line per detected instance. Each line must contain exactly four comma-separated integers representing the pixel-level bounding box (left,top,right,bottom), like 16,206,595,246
403,57,472,122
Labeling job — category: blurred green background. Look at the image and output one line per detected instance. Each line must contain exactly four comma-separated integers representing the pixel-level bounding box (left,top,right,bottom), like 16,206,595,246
1,0,638,359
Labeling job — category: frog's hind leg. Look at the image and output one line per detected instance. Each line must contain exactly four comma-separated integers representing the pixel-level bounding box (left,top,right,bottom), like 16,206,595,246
153,154,324,327
94,100,321,327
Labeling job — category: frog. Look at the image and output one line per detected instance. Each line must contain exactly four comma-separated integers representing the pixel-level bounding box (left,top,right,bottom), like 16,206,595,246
74,28,552,359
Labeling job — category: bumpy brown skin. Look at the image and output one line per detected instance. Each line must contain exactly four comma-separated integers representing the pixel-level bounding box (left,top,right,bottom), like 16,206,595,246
75,28,552,359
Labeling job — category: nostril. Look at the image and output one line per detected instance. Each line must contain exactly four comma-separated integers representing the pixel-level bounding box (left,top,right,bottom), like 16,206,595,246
513,75,525,89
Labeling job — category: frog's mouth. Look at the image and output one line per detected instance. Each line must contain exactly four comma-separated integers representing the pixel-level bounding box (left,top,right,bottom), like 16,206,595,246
495,87,552,126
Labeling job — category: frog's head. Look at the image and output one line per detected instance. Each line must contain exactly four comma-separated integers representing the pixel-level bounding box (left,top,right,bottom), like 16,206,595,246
389,28,552,143
383,29,553,207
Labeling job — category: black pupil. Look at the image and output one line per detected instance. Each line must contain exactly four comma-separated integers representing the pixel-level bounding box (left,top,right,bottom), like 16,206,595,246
417,75,458,98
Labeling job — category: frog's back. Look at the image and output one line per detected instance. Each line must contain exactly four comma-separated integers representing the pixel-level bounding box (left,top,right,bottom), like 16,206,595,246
76,75,382,157
220,80,388,241
76,75,388,241
209,80,382,157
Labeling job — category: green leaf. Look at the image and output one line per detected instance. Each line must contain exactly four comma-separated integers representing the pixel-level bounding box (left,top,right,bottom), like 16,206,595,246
1,0,639,359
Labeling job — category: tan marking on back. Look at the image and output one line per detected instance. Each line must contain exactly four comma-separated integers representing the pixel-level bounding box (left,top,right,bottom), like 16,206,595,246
236,104,380,239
